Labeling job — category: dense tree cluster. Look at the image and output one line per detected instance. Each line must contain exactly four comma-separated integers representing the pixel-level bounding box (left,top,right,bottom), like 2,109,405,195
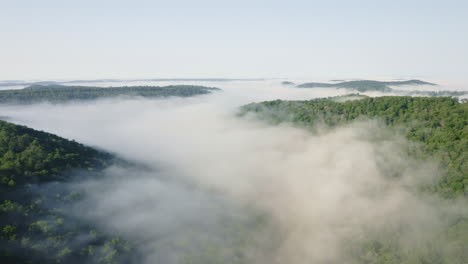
0,120,110,186
0,120,135,264
0,85,220,104
242,96,468,196
241,96,468,263
1,94,467,263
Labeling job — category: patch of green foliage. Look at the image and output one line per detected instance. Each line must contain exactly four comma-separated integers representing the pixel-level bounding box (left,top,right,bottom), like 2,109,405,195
241,96,468,263
0,85,220,104
329,93,369,102
241,96,467,197
0,120,136,264
399,90,467,97
0,120,110,186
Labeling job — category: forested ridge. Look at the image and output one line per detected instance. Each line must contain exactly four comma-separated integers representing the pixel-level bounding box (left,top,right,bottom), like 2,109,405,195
240,96,468,263
1,95,467,264
0,120,135,264
0,120,110,186
0,120,258,264
293,79,468,96
296,79,435,91
241,96,468,197
0,85,220,104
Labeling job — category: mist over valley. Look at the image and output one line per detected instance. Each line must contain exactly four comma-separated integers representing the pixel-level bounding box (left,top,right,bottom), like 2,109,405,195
0,79,467,263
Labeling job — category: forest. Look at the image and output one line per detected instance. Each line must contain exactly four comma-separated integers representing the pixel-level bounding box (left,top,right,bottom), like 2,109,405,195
0,85,220,104
240,96,468,263
241,96,468,197
0,120,136,263
1,94,467,264
296,79,436,91
290,79,467,96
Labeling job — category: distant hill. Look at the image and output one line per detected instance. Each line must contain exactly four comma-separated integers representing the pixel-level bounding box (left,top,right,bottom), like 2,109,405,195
0,78,264,87
0,84,221,104
281,81,295,86
296,79,437,92
0,120,135,263
0,81,60,87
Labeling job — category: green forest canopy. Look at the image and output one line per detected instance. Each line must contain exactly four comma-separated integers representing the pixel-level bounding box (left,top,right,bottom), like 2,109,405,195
240,96,468,263
0,120,110,187
241,96,468,197
0,84,221,104
293,79,468,96
0,120,134,264
1,95,468,264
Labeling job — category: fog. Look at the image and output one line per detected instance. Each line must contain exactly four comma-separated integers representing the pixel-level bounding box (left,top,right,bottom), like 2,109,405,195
1,80,466,263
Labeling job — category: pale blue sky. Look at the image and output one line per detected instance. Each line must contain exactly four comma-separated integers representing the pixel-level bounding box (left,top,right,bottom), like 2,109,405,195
1,0,467,82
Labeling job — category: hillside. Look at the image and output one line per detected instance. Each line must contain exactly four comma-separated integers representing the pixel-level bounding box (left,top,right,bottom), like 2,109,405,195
296,79,436,92
0,120,111,187
241,96,468,197
281,81,295,86
0,85,221,104
240,96,468,263
0,120,134,264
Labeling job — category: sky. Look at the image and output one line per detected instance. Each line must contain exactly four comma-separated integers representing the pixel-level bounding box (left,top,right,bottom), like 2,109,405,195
1,0,467,82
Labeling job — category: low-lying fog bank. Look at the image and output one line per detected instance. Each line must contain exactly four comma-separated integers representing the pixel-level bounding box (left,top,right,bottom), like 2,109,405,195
1,79,466,263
